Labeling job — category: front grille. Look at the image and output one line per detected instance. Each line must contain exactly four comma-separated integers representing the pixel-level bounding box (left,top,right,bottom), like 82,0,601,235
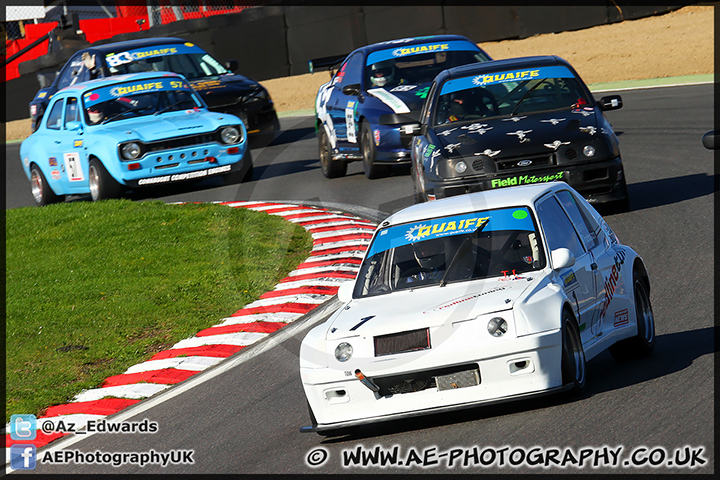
374,363,481,396
565,148,578,160
144,132,216,153
374,328,430,357
472,158,484,171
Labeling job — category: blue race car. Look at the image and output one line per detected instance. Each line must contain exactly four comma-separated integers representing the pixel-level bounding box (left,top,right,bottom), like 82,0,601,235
312,35,491,179
20,71,251,206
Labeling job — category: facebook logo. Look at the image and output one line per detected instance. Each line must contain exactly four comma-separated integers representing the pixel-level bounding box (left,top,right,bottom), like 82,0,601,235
10,445,37,470
10,414,37,440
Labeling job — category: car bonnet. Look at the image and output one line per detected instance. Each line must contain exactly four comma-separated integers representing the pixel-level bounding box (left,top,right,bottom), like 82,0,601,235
325,275,537,342
432,110,601,159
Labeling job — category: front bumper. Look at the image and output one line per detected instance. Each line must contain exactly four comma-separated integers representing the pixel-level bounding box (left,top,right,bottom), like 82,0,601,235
120,145,249,188
425,157,626,204
301,328,563,432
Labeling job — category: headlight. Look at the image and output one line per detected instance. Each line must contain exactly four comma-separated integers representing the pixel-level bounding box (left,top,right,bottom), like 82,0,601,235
220,126,240,144
334,342,353,362
454,160,467,174
583,145,596,157
121,142,142,160
487,317,508,337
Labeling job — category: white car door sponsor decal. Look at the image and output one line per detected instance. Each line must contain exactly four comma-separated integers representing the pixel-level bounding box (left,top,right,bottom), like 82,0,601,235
63,152,84,182
367,88,411,114
345,101,357,143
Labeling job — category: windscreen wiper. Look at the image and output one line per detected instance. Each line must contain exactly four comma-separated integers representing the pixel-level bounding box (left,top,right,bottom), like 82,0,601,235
509,79,547,117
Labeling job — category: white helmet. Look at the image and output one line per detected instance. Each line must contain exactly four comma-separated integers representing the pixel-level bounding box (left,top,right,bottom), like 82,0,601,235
370,63,393,87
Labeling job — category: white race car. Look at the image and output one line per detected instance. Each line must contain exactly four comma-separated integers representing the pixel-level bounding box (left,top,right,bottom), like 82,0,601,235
299,182,655,435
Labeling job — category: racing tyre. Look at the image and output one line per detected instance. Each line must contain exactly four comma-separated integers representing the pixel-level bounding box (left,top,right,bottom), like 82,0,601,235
30,164,63,206
561,309,586,393
608,271,655,361
319,128,346,178
361,122,390,179
88,159,123,201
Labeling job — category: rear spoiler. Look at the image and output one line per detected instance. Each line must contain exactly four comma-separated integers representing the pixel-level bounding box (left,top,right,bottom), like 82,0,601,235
308,53,349,74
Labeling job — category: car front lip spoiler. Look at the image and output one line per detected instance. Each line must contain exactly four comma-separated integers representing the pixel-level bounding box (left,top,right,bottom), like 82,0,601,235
300,383,572,433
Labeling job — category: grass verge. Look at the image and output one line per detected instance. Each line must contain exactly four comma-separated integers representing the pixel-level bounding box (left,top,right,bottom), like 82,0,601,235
5,200,313,418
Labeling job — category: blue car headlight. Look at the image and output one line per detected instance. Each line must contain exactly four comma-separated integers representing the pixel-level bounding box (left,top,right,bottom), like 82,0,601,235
119,142,144,160
220,126,241,144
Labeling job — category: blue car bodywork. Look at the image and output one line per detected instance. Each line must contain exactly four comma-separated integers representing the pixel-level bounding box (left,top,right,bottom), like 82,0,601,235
20,72,251,205
312,35,491,179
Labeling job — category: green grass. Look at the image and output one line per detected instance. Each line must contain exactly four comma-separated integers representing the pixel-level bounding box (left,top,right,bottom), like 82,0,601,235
5,200,313,418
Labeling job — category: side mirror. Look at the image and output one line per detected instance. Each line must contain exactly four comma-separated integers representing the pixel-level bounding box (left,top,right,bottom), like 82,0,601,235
399,122,423,138
224,60,238,72
341,84,361,96
551,248,576,270
702,130,716,149
65,121,83,132
598,95,623,111
337,280,355,303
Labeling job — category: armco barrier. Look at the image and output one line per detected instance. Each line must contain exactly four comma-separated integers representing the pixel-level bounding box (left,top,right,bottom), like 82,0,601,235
6,4,688,122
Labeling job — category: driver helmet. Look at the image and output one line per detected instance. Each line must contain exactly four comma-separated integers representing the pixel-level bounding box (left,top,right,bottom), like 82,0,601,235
413,238,445,271
87,104,103,124
370,63,393,87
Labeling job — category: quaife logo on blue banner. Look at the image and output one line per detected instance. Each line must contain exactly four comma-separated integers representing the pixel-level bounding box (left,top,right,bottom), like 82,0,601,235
10,414,37,440
10,445,37,470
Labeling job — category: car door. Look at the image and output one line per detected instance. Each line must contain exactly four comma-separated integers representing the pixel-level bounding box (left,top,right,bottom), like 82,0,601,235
326,52,364,150
43,96,87,194
556,189,624,343
59,96,88,192
535,194,598,342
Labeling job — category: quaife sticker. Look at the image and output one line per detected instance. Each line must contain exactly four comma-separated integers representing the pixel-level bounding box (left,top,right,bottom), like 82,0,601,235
366,207,536,257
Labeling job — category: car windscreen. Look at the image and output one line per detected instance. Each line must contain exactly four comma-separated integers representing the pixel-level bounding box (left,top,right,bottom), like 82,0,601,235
82,77,202,125
365,40,489,89
106,43,229,80
434,65,590,125
354,206,545,298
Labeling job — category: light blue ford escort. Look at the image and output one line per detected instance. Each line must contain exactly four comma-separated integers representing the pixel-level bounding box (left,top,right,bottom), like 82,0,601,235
20,71,251,206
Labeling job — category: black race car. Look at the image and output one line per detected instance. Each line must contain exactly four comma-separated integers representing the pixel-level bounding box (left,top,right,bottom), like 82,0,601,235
28,37,279,146
402,55,629,211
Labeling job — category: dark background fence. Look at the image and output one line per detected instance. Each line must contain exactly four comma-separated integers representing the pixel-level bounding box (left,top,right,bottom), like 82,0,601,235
5,3,690,122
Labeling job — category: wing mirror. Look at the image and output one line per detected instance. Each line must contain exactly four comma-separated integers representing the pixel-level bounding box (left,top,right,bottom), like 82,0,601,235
551,248,576,270
65,121,83,132
398,122,426,138
341,84,361,96
598,95,623,111
702,130,716,149
337,280,354,303
224,60,238,72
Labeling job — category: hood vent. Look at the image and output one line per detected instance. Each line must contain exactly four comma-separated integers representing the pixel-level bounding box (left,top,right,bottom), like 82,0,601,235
374,328,430,357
